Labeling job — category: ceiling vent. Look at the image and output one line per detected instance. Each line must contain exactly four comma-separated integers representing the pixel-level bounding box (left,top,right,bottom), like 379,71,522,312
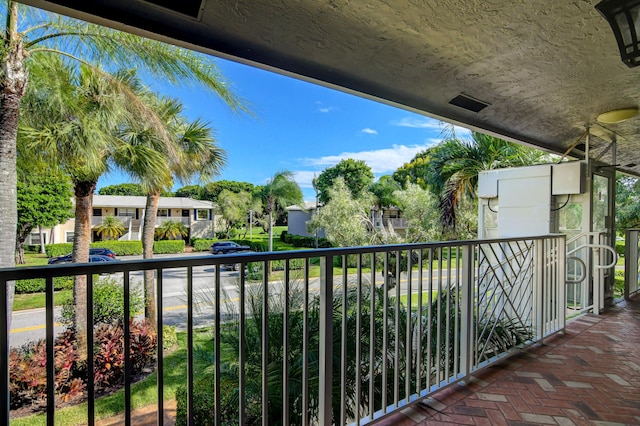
449,94,490,113
142,0,205,19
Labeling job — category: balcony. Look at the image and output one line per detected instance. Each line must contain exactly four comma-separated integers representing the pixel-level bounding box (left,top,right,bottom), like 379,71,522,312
1,234,636,425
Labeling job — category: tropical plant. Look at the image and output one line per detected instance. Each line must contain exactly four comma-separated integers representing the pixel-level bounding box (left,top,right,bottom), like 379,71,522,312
0,1,248,330
94,216,126,240
155,220,189,240
258,171,303,252
118,94,232,328
426,131,547,234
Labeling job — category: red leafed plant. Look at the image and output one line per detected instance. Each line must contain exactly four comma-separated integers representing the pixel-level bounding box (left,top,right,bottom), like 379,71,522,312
10,320,156,410
9,330,85,409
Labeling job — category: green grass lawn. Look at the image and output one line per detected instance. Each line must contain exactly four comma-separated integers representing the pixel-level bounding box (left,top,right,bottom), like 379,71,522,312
11,328,212,426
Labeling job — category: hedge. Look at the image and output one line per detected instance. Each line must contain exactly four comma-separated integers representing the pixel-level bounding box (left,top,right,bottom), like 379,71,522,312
192,239,215,252
616,241,625,257
282,233,332,248
45,240,187,257
16,276,74,294
192,238,269,253
153,240,185,254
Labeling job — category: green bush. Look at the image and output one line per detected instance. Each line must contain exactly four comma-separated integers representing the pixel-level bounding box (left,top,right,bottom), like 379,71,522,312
60,277,144,327
176,375,215,426
15,276,74,294
282,233,332,248
616,241,625,257
163,325,178,350
92,241,142,256
192,238,215,252
153,240,185,254
45,243,73,258
45,241,144,257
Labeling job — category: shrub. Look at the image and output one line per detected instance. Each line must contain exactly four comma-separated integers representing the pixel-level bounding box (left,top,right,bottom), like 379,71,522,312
163,325,178,350
280,230,287,242
176,374,216,426
153,240,185,254
282,233,332,248
192,238,215,252
45,241,144,258
616,240,625,257
60,277,144,327
45,243,73,258
9,330,85,409
15,276,74,294
93,241,142,256
93,319,157,392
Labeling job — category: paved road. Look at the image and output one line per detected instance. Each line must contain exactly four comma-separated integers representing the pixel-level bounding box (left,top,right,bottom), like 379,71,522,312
9,252,448,348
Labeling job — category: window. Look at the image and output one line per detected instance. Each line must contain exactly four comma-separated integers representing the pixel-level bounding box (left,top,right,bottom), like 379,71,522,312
182,209,190,217
65,232,75,243
29,232,46,245
93,208,102,217
197,209,209,220
158,209,169,217
118,208,136,217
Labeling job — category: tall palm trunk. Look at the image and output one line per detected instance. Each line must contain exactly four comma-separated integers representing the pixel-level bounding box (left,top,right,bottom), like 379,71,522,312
0,3,27,327
72,180,96,360
142,192,160,329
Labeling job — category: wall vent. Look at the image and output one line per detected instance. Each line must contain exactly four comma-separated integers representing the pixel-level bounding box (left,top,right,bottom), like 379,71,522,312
142,0,204,19
449,94,490,113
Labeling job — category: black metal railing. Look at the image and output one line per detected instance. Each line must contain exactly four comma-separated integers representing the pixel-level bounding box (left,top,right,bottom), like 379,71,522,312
1,235,565,425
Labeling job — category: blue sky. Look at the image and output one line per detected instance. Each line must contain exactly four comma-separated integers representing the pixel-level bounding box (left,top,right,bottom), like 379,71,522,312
97,56,471,201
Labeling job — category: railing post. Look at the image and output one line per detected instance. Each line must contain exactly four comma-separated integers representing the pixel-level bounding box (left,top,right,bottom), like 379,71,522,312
319,255,333,426
459,244,475,377
1,279,8,426
534,239,544,342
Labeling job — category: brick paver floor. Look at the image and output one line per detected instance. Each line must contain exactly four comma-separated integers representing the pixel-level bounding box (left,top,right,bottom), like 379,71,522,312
376,296,640,426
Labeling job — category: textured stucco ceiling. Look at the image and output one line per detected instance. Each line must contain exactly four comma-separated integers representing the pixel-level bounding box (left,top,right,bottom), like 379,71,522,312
20,0,640,175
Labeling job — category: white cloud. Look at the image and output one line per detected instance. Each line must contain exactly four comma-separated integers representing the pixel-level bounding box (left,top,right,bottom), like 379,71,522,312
316,101,336,113
299,143,437,174
390,116,472,138
292,171,321,189
361,128,378,135
390,116,444,129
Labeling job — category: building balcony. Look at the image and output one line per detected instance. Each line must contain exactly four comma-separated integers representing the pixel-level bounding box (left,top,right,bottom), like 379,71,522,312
1,234,637,425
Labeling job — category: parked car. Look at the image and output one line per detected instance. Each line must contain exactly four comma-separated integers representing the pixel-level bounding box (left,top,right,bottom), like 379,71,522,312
222,250,255,271
210,241,251,255
48,254,119,265
48,248,117,264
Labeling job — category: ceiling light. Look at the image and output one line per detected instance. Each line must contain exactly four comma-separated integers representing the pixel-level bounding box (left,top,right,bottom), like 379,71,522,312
595,0,640,67
596,107,639,123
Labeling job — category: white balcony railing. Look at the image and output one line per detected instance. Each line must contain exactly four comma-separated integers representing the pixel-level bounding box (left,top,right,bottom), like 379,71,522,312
0,235,566,425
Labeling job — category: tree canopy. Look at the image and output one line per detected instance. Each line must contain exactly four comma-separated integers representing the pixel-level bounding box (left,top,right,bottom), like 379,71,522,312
201,180,256,202
16,172,73,262
98,183,145,196
315,159,374,204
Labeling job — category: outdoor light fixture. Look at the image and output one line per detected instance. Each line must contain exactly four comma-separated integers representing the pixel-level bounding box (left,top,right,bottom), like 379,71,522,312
596,107,639,123
595,0,640,67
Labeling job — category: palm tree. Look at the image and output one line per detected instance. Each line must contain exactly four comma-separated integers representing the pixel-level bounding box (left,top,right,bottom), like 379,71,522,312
0,2,248,325
426,131,547,234
117,95,228,327
94,216,126,240
259,171,303,252
155,220,189,240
